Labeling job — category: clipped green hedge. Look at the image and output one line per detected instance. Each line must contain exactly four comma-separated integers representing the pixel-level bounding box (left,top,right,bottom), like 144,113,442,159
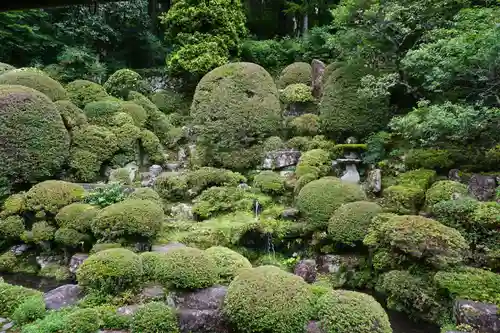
55,203,99,233
131,302,179,333
0,280,42,317
66,80,109,108
425,181,468,209
253,171,286,195
276,62,312,88
0,68,67,101
205,246,252,282
25,181,85,214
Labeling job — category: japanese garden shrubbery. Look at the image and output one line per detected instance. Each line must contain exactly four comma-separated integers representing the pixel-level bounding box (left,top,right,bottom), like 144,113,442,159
0,68,67,101
276,62,312,88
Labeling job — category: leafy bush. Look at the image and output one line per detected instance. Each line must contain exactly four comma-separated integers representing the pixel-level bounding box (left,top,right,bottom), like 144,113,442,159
91,199,164,242
119,101,147,127
296,177,366,228
192,186,246,220
71,125,118,160
66,80,109,108
154,173,189,201
29,221,56,243
25,180,85,214
240,39,290,70
405,148,453,170
328,201,383,245
54,100,88,130
11,295,46,325
397,169,436,190
295,149,331,178
54,228,87,248
0,193,25,217
127,188,162,203
0,68,67,101
20,308,70,333
316,290,391,333
49,46,107,84
383,185,425,214
205,246,252,282
104,69,147,98
425,181,468,209
280,83,314,104
0,251,17,272
187,167,247,194
94,304,131,330
56,203,99,232
76,248,143,294
131,302,179,333
276,62,312,88
0,280,42,317
63,308,102,333
0,85,70,194
39,263,71,281
0,216,25,241
191,62,281,169
140,129,166,165
223,265,313,333
84,183,126,208
253,171,286,195
289,113,320,136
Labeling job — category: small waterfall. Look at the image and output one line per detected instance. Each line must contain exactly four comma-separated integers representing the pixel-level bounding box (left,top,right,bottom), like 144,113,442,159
254,199,260,221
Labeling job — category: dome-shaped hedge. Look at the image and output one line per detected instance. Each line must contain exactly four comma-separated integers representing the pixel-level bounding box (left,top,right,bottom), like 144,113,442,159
24,180,85,214
127,188,162,203
277,62,312,89
328,201,383,245
0,85,70,191
223,265,313,333
296,177,366,228
425,180,468,209
120,101,147,127
76,248,143,294
104,69,146,99
71,125,118,159
295,148,331,178
131,302,179,333
253,171,286,195
0,63,15,75
319,62,389,139
191,62,281,169
84,99,122,125
155,247,218,289
55,203,99,232
91,199,164,242
0,216,25,240
316,290,392,333
205,246,252,282
66,79,109,108
0,68,67,101
54,100,88,130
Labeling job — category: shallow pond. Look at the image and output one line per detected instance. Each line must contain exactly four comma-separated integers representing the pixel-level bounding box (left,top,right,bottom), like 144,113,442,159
0,273,439,333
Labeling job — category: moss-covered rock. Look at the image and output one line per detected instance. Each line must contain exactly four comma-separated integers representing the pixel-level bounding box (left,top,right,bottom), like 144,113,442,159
91,199,164,242
319,62,389,139
316,290,392,333
131,302,179,333
253,171,286,195
328,201,383,245
297,177,366,228
277,62,312,88
0,280,42,317
191,62,282,170
66,79,109,108
154,247,218,289
0,85,70,193
405,148,453,170
25,181,85,214
384,185,425,214
76,248,143,294
289,113,320,136
120,101,147,127
54,100,88,130
0,68,67,101
205,246,252,282
104,69,147,98
223,265,313,333
295,149,331,178
425,181,469,209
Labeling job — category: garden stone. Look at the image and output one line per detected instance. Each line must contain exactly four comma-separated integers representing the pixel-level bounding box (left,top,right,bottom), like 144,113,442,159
123,162,139,182
294,259,317,283
44,284,82,310
177,309,230,333
36,255,63,269
311,59,326,98
117,305,140,316
152,242,186,253
170,203,194,220
284,102,309,117
468,174,497,201
316,254,361,274
10,244,29,256
1,321,13,332
149,164,163,177
306,320,324,333
165,162,181,172
448,169,462,182
69,253,88,274
366,169,382,193
262,150,301,170
170,286,227,310
281,208,299,220
139,284,165,301
341,164,360,184
454,299,499,333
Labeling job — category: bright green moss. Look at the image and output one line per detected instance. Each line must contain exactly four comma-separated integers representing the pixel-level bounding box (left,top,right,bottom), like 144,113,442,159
223,265,313,333
405,148,454,170
55,203,98,233
131,302,179,333
0,68,67,101
66,79,109,108
76,248,143,294
25,180,85,214
276,62,312,88
384,185,425,214
425,181,468,208
295,149,331,179
253,171,286,195
316,290,391,333
54,100,88,130
205,246,252,282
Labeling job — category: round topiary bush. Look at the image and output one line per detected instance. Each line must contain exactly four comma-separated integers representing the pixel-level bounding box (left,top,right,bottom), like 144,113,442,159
0,63,14,75
191,62,282,169
127,188,162,203
150,89,190,115
104,69,147,99
68,148,102,182
319,62,389,139
66,79,109,108
277,62,312,89
63,308,103,333
84,99,122,126
71,125,118,159
205,246,252,282
223,265,313,333
156,247,218,289
140,129,166,165
131,302,179,333
76,248,143,294
253,171,286,195
91,199,164,242
296,177,366,228
425,180,469,209
294,173,318,196
25,181,85,214
54,100,88,130
0,193,25,218
280,83,314,104
289,113,320,136
119,101,147,127
0,68,67,101
0,85,70,193
316,290,392,333
328,201,383,245
295,148,331,178
11,295,46,326
54,227,87,247
0,216,25,241
55,203,98,233
29,221,56,243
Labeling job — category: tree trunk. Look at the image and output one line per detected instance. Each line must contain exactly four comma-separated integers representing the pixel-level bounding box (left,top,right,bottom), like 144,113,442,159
302,12,309,35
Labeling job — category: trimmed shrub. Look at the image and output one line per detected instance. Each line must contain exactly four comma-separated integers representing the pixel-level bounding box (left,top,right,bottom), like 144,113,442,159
11,295,46,325
66,79,109,108
54,100,88,130
109,112,135,127
253,171,286,195
0,193,25,217
205,246,252,282
425,181,468,209
54,228,87,247
397,169,436,190
140,129,166,165
63,308,102,333
280,83,314,104
277,62,312,88
296,177,366,228
294,173,318,196
0,69,67,101
0,63,14,75
55,203,98,233
223,265,313,333
188,167,246,195
432,197,479,230
154,173,189,201
319,62,389,139
91,199,164,242
405,148,453,170
289,113,320,136
316,290,391,333
90,243,123,254
156,247,218,289
328,201,383,245
0,216,25,240
127,188,162,203
364,215,468,269
25,181,85,214
131,302,179,333
263,136,286,152
0,280,42,317
104,69,147,98
71,125,118,159
150,89,190,115
29,221,56,243
95,304,131,330
68,149,102,182
191,62,282,170
0,85,70,192
84,99,122,125
110,123,141,150
383,185,425,214
287,136,312,151
120,101,147,127
295,149,331,178
76,248,143,294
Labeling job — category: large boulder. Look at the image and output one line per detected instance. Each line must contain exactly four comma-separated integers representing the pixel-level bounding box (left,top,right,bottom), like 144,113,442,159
311,59,326,98
44,284,82,310
294,259,317,283
262,150,301,170
454,299,499,333
468,174,497,201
